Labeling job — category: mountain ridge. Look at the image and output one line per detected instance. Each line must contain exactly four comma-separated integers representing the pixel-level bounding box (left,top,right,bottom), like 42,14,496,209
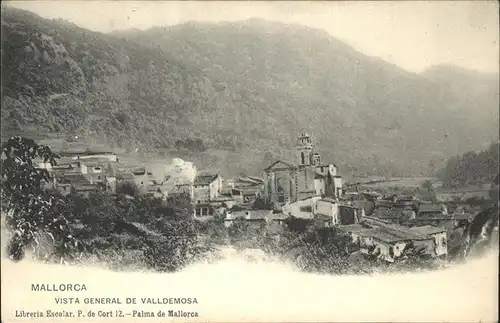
1,8,498,177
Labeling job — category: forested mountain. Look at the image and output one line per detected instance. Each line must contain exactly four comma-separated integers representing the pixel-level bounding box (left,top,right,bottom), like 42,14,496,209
437,142,499,188
2,8,498,177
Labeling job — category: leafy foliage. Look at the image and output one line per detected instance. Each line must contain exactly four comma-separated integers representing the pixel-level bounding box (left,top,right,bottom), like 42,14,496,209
116,181,141,197
437,142,499,188
1,136,78,261
0,135,461,274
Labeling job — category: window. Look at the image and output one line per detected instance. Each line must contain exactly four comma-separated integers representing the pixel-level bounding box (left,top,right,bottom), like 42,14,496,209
389,246,394,257
97,176,101,180
301,152,305,165
441,237,447,247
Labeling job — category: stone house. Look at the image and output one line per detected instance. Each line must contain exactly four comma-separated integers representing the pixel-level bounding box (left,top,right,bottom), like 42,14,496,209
338,204,365,225
409,225,448,257
311,198,364,227
193,173,223,204
169,183,195,200
55,173,106,196
313,197,340,225
223,210,289,236
418,203,448,217
67,150,118,163
232,186,261,205
282,195,322,219
339,217,445,262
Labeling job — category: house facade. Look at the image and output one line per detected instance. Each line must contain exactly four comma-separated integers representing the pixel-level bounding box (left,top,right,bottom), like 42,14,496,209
409,225,448,257
193,174,223,204
313,197,340,225
282,196,322,219
418,203,448,217
339,217,446,262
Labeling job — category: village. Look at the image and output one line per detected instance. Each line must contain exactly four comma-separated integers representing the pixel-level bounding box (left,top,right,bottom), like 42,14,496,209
36,132,485,263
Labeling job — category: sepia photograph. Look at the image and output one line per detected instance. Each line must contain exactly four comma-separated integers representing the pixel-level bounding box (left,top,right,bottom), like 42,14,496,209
1,1,498,322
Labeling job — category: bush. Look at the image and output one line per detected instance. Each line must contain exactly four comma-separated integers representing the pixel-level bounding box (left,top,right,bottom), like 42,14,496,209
1,136,78,261
116,181,141,197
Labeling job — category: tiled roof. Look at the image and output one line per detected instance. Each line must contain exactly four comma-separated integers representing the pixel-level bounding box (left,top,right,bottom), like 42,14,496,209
409,225,446,236
239,187,261,194
57,173,89,184
419,203,446,213
373,207,398,219
264,160,296,171
361,191,382,198
338,224,371,234
375,200,393,207
359,217,431,243
227,210,273,220
237,177,264,184
247,176,264,183
51,163,74,170
451,214,472,221
268,213,289,220
79,157,113,163
366,225,427,243
211,196,235,202
74,184,99,191
81,161,108,167
116,172,135,180
320,197,338,204
396,195,417,201
194,174,219,185
131,167,146,175
394,200,415,207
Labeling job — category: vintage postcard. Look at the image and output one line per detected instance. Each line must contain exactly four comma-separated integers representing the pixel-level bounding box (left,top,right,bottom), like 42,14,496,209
1,1,499,322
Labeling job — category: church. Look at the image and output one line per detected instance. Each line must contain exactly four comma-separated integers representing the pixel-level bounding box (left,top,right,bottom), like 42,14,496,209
262,132,343,206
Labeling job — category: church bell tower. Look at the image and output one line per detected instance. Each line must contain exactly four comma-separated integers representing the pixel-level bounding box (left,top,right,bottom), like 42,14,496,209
296,132,314,166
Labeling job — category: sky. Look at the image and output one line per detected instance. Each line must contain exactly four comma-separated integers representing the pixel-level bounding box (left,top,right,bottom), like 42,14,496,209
4,1,499,74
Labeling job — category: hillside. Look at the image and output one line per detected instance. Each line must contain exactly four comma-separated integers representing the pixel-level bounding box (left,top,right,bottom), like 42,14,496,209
1,8,222,150
437,142,499,188
2,9,498,177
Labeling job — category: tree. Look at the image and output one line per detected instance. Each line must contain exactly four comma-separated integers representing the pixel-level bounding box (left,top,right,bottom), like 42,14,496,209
1,136,78,261
116,181,141,197
251,196,272,210
227,219,251,244
420,180,438,203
